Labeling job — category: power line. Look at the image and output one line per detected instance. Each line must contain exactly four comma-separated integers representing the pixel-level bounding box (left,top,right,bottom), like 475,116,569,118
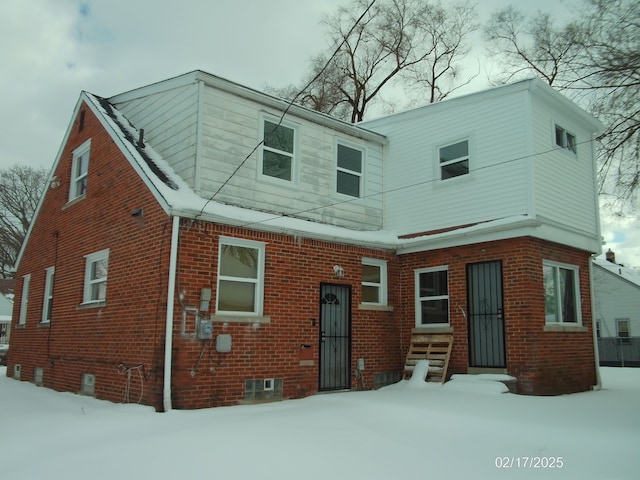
196,0,378,218
232,137,605,230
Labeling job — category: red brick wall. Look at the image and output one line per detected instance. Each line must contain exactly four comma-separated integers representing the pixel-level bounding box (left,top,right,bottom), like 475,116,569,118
8,103,172,408
170,223,401,409
8,101,597,409
398,237,597,395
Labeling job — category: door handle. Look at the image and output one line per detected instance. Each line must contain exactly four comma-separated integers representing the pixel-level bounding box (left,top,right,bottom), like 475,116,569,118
321,331,326,342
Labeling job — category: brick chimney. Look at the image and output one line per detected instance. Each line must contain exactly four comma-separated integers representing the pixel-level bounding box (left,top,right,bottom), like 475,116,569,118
605,248,616,264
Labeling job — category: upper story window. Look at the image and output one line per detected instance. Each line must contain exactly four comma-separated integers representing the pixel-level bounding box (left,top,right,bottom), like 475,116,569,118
415,266,449,326
555,125,576,154
260,119,295,182
361,258,387,305
83,249,109,304
41,266,55,323
19,274,31,325
216,237,266,315
70,139,91,200
337,143,363,197
543,260,581,324
616,318,630,344
439,140,469,180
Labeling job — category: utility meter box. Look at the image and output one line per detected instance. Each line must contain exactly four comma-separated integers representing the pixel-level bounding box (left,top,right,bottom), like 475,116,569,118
197,318,213,340
216,334,232,353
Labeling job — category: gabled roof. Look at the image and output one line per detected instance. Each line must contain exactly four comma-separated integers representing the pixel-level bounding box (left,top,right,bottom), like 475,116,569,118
17,72,602,268
593,257,640,289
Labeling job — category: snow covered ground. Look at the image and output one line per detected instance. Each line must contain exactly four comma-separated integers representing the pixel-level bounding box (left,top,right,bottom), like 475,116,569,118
1,366,638,480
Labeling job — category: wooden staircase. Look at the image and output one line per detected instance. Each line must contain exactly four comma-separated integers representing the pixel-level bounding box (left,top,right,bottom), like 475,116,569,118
403,332,453,383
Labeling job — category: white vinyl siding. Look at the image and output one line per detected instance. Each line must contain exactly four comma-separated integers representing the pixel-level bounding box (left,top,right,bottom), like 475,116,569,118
363,89,530,235
532,101,599,237
112,83,199,188
112,80,385,230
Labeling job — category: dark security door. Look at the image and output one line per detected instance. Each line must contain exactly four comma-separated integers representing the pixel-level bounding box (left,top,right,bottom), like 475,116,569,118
319,284,351,391
467,261,506,368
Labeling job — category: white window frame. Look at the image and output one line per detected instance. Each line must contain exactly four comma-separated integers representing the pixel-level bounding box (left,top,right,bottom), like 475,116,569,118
554,124,577,154
439,139,469,180
543,260,582,325
616,318,630,343
336,142,364,198
216,236,266,316
258,116,297,184
41,266,55,323
414,266,449,327
361,258,387,306
70,139,91,200
19,274,31,325
83,249,109,304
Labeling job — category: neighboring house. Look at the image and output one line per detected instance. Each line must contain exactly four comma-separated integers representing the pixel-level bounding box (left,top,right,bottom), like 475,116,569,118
0,291,12,365
593,250,640,366
7,71,603,410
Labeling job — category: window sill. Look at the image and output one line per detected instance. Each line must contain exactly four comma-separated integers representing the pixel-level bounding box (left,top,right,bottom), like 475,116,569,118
63,194,86,209
412,326,453,334
38,321,51,327
77,301,106,310
358,303,393,312
544,324,587,333
211,314,271,324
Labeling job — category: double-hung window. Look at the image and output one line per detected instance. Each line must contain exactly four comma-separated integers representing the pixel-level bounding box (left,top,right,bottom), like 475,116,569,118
41,266,55,323
439,140,469,180
361,258,387,305
554,125,576,154
19,274,31,325
616,318,630,344
337,143,363,197
83,249,109,304
70,139,91,200
217,237,266,315
415,266,449,326
261,119,295,182
543,260,581,324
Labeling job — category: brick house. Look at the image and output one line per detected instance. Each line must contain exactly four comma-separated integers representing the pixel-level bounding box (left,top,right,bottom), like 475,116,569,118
7,71,603,410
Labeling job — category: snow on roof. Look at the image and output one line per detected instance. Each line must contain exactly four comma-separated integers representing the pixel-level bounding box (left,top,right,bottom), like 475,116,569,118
84,90,539,251
593,257,640,288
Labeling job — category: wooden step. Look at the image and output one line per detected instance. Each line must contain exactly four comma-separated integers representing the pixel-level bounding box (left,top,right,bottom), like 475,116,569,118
403,333,453,383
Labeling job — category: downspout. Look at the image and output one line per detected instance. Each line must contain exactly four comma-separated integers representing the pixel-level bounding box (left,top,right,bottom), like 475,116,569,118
589,257,602,391
163,215,180,411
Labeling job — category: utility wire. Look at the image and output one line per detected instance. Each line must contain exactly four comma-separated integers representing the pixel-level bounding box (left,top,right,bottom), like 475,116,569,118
232,137,604,230
197,0,378,217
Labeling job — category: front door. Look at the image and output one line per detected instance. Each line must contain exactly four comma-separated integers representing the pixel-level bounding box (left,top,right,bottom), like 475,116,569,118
467,261,506,368
319,284,351,391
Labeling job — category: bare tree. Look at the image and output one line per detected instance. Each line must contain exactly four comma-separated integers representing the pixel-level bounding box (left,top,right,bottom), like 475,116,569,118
578,0,640,207
403,1,479,104
273,0,478,123
483,0,640,207
0,165,47,278
483,6,585,87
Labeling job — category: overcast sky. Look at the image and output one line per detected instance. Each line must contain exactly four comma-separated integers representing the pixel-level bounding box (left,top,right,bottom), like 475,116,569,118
1,0,637,267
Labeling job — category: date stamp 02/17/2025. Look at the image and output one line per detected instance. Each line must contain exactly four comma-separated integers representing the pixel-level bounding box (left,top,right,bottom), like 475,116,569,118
494,457,564,469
